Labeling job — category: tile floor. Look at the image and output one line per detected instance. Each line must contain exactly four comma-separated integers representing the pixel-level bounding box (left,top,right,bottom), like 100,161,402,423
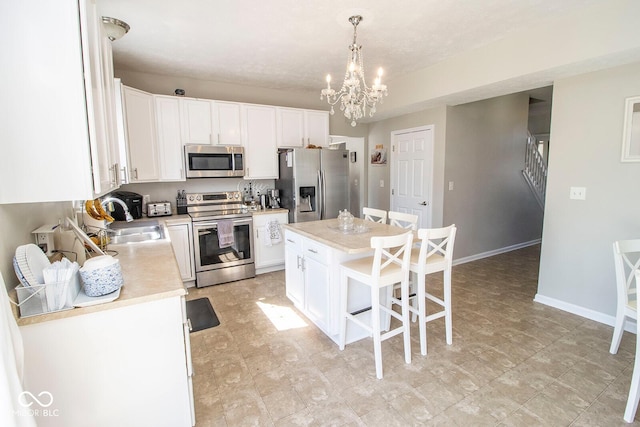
186,245,640,426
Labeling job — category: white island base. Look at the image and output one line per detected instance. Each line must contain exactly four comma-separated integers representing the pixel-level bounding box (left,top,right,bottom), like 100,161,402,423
283,219,409,345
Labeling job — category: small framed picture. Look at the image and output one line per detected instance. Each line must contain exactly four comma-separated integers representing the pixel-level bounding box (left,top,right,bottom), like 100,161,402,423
621,95,640,162
370,146,387,165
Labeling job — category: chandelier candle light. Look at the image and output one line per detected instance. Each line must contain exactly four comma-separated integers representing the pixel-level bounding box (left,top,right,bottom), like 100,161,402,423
321,15,387,127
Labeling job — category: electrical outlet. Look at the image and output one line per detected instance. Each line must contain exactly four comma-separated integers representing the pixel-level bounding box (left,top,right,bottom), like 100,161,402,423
569,186,586,200
448,181,454,191
380,180,384,188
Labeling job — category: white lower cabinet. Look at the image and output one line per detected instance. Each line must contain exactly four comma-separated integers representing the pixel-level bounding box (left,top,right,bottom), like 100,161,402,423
166,220,196,283
284,229,373,344
20,296,194,427
284,230,330,333
254,212,288,273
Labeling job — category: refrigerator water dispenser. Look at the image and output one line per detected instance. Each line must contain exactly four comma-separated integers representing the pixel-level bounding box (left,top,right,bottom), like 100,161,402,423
299,187,316,212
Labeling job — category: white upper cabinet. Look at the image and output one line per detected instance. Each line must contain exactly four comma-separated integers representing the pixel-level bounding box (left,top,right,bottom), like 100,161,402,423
242,104,278,179
154,96,185,181
276,108,305,148
304,110,330,147
0,0,118,203
277,108,330,148
122,86,159,182
213,101,243,145
180,98,214,145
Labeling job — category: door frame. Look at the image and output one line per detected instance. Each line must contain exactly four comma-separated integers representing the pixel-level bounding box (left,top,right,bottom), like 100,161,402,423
390,125,435,229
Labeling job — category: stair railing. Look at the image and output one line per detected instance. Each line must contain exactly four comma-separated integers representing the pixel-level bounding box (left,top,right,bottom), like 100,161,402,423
522,132,547,209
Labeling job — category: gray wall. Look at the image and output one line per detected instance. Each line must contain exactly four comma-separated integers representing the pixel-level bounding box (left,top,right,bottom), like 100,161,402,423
537,62,640,320
444,93,544,259
367,107,448,227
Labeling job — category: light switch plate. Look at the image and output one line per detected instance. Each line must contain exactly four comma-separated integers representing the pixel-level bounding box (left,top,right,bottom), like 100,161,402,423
569,186,586,200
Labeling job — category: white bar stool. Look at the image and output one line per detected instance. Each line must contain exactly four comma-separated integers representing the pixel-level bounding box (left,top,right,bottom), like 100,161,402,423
405,225,457,355
624,269,640,422
339,232,414,379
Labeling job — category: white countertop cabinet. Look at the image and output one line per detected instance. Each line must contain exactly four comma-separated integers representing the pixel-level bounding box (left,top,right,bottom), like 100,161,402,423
20,296,193,427
16,238,195,427
254,211,288,273
0,0,120,203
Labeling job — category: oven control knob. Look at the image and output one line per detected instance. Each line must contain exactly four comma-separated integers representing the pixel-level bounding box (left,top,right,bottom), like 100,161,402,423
188,195,195,201
196,195,202,201
235,193,240,199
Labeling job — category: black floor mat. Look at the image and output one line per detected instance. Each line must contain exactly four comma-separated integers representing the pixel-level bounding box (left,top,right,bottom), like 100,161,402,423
186,298,220,332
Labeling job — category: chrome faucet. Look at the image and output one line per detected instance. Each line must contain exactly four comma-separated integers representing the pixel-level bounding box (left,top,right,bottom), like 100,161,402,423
101,197,134,222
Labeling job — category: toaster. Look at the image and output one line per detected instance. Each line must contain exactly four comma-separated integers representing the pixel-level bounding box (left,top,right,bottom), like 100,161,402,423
147,201,172,217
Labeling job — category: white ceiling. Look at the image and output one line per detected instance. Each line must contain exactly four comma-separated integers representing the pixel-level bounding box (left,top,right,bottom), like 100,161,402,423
98,0,600,96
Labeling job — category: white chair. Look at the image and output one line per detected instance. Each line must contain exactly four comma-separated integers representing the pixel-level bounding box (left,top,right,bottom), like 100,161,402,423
388,211,418,231
624,269,640,422
339,232,414,379
363,207,387,224
610,239,640,354
406,225,457,355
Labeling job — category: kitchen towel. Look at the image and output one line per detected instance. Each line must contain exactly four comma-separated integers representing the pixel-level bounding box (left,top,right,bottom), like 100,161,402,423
267,220,282,245
217,220,235,248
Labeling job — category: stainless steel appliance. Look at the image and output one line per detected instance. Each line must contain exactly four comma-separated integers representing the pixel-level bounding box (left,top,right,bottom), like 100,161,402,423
187,191,255,287
267,189,280,209
147,201,172,217
184,145,244,178
276,149,349,223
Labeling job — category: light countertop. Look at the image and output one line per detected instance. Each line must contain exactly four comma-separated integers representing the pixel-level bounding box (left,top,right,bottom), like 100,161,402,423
14,224,186,327
283,218,410,254
251,208,288,216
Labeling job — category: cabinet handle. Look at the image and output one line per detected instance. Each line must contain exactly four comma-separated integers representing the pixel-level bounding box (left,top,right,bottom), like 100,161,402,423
300,257,305,271
307,248,318,254
256,229,259,238
218,133,221,144
301,137,304,145
133,168,138,180
296,255,301,269
120,166,128,184
287,238,295,243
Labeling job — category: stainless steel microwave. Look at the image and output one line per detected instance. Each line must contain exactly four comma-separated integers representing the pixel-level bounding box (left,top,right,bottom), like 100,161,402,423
184,145,245,178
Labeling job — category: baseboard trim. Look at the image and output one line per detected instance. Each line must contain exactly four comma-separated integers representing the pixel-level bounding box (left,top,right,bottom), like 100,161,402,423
533,293,636,333
453,239,541,266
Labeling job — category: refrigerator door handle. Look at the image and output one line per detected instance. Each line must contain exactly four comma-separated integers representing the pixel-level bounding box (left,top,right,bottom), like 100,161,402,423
318,169,324,219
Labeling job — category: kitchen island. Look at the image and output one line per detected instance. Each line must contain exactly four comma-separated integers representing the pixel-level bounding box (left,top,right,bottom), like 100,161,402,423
13,230,194,427
283,218,408,345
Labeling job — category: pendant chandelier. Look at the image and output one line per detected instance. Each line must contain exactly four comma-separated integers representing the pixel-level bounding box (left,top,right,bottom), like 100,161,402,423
321,15,388,127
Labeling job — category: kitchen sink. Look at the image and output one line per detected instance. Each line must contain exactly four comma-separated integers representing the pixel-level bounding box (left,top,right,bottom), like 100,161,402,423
107,220,165,244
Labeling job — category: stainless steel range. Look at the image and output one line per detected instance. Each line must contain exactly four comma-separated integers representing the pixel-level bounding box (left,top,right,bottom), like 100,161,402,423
186,191,255,287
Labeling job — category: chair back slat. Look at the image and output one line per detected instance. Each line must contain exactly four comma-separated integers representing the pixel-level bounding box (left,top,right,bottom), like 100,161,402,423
370,232,413,278
388,211,418,231
363,207,387,224
613,240,640,305
416,225,457,266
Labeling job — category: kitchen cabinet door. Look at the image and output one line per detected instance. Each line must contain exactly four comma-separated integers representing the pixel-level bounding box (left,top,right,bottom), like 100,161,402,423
254,212,288,271
284,231,304,307
122,86,160,182
213,101,243,145
277,107,305,148
180,98,214,145
243,104,278,179
155,95,185,181
303,255,330,332
0,0,116,203
167,222,196,282
305,110,330,147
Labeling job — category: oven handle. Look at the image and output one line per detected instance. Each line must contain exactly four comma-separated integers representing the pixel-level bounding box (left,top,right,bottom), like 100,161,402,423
192,218,253,229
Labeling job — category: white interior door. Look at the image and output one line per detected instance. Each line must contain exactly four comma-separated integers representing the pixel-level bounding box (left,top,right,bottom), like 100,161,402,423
390,126,434,228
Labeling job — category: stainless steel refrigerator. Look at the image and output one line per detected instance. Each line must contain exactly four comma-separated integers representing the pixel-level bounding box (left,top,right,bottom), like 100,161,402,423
276,149,350,223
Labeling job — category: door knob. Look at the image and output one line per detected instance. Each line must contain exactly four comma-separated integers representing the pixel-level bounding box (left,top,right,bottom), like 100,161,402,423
419,201,428,206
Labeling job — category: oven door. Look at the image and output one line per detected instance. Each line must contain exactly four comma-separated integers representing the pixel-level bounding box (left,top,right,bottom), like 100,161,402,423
192,217,254,272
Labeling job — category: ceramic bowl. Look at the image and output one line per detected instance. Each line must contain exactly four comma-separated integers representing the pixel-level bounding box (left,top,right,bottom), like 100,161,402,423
79,260,123,297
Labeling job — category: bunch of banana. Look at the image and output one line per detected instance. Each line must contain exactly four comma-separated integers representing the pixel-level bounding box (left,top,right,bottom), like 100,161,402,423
85,199,115,223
